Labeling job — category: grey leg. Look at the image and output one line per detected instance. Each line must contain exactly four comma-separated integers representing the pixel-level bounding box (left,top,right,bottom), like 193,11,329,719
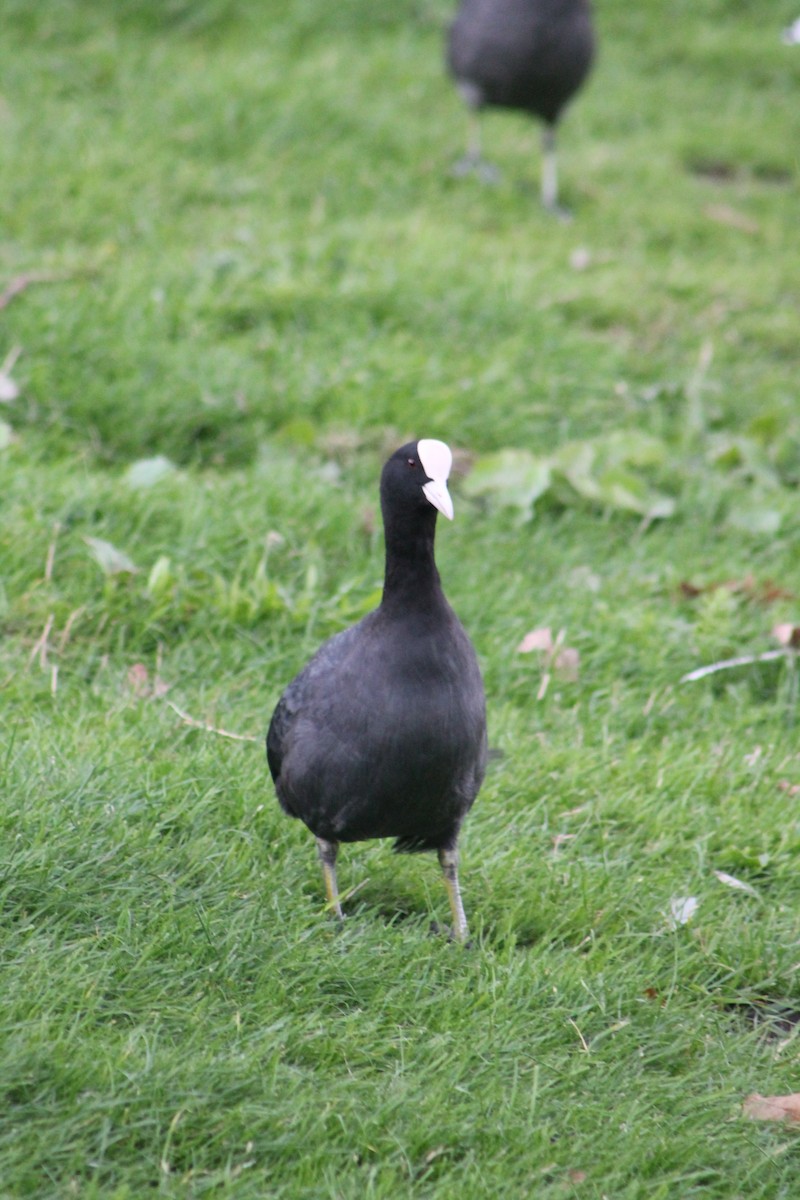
438,846,469,943
541,125,571,220
541,125,558,211
315,837,344,921
452,109,500,182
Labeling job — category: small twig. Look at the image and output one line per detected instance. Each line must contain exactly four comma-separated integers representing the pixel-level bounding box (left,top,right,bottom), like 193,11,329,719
0,272,64,311
44,521,62,583
567,1017,590,1054
1,345,22,374
536,627,566,701
28,613,54,670
685,338,714,437
166,700,260,743
680,649,791,683
57,607,85,654
327,878,369,912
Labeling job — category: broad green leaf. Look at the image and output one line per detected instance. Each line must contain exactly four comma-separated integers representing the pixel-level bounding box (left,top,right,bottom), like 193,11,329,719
461,449,551,520
593,430,669,469
596,469,676,518
707,434,780,489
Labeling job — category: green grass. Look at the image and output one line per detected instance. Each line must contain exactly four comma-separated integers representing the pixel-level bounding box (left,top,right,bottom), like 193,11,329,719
2,0,800,1195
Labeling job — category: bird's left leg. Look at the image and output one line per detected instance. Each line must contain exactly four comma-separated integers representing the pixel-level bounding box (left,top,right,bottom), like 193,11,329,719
316,837,344,921
438,845,469,943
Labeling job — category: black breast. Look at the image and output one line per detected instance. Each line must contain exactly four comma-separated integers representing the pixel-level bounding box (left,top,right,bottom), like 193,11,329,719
267,602,487,852
448,0,595,126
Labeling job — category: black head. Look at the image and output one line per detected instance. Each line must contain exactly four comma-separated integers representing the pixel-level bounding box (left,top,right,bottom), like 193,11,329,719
380,439,454,524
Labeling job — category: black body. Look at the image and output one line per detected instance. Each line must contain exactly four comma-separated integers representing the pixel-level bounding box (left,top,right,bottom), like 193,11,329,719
267,444,487,855
447,0,595,126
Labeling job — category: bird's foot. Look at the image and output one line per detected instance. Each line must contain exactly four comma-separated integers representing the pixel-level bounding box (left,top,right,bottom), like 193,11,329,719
430,920,474,948
544,200,573,223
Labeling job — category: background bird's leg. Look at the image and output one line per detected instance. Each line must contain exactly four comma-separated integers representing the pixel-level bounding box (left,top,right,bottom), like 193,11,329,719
316,837,344,920
452,109,482,176
467,110,482,163
452,91,499,182
438,846,469,942
541,125,558,210
541,125,570,220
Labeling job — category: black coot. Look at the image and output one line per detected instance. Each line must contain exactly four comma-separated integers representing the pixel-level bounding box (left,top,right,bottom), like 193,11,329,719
447,0,596,214
267,439,487,941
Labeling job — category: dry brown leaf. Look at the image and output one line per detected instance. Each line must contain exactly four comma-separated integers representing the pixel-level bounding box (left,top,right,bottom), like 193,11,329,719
743,1093,800,1124
569,247,592,271
680,577,793,605
517,627,553,654
761,582,795,603
423,1146,448,1165
127,663,171,699
554,646,580,682
705,204,759,235
567,1169,587,1184
127,663,150,697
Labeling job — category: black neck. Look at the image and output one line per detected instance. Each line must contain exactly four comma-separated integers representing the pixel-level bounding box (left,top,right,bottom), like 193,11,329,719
380,501,444,614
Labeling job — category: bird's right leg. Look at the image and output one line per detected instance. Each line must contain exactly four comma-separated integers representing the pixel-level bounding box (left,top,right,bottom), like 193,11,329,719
316,837,344,921
438,845,469,943
452,95,499,182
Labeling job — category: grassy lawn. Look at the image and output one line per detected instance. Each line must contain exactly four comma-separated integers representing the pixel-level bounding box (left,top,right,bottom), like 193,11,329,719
2,0,800,1195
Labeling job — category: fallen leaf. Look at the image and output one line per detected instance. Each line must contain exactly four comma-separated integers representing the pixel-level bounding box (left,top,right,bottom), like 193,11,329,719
569,246,591,271
567,1169,587,1183
554,646,580,682
127,663,150,697
84,536,139,576
743,1093,800,1124
760,582,795,603
126,663,170,699
568,565,601,593
668,896,699,927
517,627,553,654
0,372,19,402
714,870,758,898
680,577,793,605
125,455,177,489
705,204,759,235
423,1146,448,1165
726,503,782,536
773,623,800,648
